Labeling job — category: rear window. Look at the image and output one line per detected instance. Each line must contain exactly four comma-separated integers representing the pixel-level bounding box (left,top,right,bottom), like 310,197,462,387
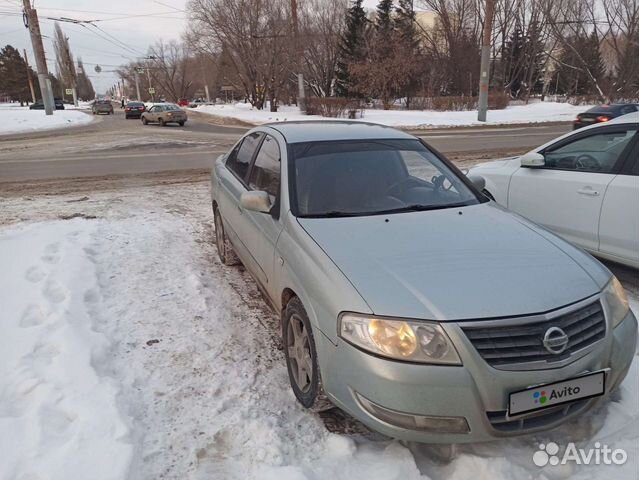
128,102,143,106
165,104,181,111
585,105,624,115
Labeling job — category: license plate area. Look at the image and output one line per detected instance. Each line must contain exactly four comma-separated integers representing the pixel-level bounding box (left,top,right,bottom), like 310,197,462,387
508,371,605,417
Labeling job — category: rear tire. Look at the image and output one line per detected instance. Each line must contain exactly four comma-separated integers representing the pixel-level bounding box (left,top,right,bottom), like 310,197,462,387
213,205,240,266
283,297,333,412
159,118,165,127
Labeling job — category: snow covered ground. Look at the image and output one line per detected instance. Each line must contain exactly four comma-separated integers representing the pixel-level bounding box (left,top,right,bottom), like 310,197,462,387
0,103,95,135
0,179,637,480
195,101,591,128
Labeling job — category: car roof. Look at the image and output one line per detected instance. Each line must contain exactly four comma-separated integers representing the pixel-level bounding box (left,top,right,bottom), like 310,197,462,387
526,111,639,154
263,121,415,144
607,111,639,124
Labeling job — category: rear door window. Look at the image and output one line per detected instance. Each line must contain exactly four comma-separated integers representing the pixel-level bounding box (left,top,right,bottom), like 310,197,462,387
248,135,281,200
226,132,263,182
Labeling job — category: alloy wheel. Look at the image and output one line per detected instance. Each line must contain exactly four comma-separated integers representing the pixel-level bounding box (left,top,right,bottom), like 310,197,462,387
287,313,313,393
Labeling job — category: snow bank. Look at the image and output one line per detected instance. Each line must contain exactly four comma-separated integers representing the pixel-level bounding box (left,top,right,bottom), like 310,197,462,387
196,101,591,128
0,220,133,480
0,103,94,135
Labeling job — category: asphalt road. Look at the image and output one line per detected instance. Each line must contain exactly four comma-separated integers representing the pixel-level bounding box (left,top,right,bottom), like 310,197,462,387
0,107,573,182
0,108,243,182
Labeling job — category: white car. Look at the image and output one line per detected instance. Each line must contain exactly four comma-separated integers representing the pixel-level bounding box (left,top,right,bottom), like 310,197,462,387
471,113,638,268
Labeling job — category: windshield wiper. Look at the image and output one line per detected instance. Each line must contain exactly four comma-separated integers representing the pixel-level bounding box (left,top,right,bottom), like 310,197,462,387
300,202,472,218
299,210,364,218
365,202,472,215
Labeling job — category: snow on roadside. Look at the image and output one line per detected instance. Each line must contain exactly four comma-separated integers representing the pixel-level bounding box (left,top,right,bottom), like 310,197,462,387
0,182,637,480
195,101,591,128
0,220,132,480
0,104,94,135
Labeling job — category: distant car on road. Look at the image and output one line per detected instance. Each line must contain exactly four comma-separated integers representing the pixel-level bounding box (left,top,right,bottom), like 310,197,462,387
124,101,146,119
141,103,187,126
472,112,639,268
92,100,114,115
210,121,636,443
29,98,65,110
574,103,638,129
189,99,207,108
177,98,190,107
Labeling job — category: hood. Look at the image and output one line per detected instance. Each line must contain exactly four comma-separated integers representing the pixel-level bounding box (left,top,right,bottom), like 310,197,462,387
297,203,601,321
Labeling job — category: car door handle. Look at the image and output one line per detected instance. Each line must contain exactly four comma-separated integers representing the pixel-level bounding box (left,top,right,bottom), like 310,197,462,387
577,187,599,196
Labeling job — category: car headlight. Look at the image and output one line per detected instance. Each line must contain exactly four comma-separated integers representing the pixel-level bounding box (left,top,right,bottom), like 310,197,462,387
603,276,630,328
339,313,462,365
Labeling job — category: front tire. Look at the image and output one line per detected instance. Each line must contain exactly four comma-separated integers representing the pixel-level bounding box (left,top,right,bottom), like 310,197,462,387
178,121,185,127
159,118,165,127
283,298,333,412
142,117,148,125
213,205,240,266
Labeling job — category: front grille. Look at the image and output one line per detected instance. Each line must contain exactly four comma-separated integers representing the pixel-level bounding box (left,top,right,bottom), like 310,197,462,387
487,399,591,433
461,300,606,368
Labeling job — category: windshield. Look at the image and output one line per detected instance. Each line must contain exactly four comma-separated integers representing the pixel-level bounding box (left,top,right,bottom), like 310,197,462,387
291,139,481,218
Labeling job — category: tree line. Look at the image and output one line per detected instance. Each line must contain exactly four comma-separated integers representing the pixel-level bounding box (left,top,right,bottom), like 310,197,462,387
177,0,638,111
108,0,639,109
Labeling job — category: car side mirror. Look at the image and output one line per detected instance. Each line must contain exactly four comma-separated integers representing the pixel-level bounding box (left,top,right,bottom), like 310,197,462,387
467,174,486,191
520,152,545,168
240,191,272,214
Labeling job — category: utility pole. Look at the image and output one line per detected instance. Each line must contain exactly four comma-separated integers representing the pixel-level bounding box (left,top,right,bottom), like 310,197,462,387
22,0,54,114
134,67,142,101
146,66,154,102
23,49,36,103
477,0,495,122
291,0,305,111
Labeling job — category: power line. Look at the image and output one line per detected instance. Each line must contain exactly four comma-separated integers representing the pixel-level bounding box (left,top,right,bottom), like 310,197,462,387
88,23,146,56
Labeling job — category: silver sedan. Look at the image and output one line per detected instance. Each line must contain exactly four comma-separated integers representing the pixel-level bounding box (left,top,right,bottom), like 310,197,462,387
141,103,187,127
209,121,636,443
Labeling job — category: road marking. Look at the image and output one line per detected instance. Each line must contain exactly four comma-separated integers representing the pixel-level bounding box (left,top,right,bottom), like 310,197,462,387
0,149,227,165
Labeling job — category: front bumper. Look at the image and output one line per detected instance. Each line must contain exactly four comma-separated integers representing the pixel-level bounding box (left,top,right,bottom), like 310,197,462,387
317,309,637,443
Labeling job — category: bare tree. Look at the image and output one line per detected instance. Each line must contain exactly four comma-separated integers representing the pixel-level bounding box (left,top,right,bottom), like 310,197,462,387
300,0,348,97
600,0,639,99
188,0,292,110
147,40,194,101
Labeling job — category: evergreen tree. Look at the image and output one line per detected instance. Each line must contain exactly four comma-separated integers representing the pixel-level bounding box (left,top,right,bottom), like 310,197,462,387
522,20,545,97
394,0,421,108
334,0,368,97
0,45,35,104
503,21,525,97
395,0,417,42
376,0,393,32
